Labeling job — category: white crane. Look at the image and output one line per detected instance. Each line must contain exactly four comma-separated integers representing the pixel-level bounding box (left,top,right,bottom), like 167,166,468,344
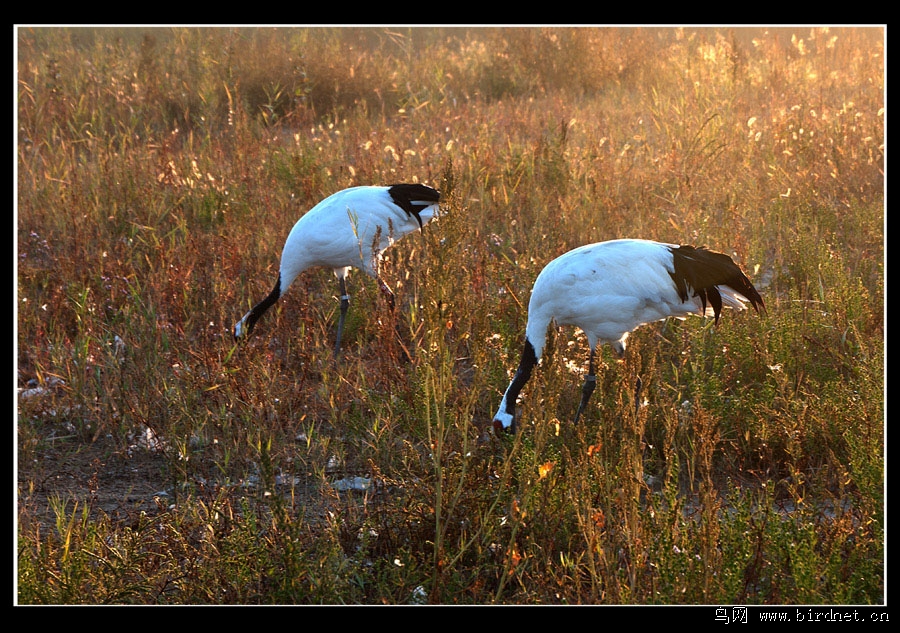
234,183,440,357
493,239,766,433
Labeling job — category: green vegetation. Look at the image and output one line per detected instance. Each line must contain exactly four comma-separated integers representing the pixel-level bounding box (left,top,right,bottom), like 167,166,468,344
17,26,883,605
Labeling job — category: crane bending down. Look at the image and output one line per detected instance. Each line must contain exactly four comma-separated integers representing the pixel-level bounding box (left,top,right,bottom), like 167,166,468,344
234,183,441,357
493,239,765,434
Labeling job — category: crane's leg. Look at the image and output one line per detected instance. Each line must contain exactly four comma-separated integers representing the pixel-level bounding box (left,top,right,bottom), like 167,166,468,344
334,276,351,358
633,375,643,420
377,277,413,363
573,348,598,425
377,278,396,311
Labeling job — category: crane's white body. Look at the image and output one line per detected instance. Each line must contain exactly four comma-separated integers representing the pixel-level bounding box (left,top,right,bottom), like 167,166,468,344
278,185,438,291
524,239,752,359
494,239,765,432
234,184,440,353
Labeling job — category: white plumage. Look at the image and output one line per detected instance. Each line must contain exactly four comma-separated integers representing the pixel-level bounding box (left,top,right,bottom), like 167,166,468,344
493,238,765,433
234,183,440,356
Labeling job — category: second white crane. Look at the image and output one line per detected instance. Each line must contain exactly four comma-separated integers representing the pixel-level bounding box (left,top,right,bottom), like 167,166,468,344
493,238,766,433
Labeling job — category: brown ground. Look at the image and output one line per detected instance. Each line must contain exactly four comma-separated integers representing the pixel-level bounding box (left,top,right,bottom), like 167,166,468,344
18,426,170,529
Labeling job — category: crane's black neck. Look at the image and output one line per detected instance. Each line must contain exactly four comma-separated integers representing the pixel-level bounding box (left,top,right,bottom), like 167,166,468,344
241,274,282,338
502,338,538,416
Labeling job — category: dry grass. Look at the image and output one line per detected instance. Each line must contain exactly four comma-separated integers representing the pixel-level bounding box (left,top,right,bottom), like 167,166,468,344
16,26,884,605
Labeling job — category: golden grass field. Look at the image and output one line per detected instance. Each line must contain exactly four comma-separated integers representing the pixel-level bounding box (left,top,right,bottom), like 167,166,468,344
16,26,884,606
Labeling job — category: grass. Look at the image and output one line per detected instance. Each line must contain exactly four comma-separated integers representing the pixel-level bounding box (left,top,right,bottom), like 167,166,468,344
16,26,884,605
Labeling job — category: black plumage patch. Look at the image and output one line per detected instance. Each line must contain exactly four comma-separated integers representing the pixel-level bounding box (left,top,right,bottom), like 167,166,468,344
667,245,766,322
387,183,441,229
